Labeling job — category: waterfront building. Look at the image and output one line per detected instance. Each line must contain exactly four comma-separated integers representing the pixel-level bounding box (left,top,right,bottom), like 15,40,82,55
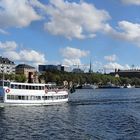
38,64,71,73
110,69,140,78
39,65,57,73
57,65,71,72
72,68,84,73
15,64,37,82
0,56,15,74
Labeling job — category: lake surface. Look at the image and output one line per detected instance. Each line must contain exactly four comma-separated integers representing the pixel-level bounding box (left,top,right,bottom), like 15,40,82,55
1,88,140,140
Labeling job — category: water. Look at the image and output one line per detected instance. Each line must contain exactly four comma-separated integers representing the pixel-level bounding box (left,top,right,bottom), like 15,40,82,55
1,89,140,140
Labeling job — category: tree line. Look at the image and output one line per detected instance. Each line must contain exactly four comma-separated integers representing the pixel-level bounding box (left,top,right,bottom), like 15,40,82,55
1,70,140,86
38,70,140,86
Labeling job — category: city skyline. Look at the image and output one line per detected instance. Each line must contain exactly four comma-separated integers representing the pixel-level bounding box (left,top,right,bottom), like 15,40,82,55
0,0,140,72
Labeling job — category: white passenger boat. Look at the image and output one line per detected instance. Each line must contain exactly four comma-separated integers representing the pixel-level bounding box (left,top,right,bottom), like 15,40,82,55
0,80,69,106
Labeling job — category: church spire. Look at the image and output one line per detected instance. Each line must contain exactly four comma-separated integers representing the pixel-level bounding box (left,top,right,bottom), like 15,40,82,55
89,59,92,73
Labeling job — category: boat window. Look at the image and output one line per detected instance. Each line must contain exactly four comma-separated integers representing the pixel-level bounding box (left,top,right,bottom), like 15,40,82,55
45,85,49,89
30,86,34,90
0,81,3,86
14,95,18,100
42,96,48,100
11,95,15,99
24,96,28,100
18,96,22,100
30,96,34,100
29,86,31,90
11,84,14,88
26,85,29,89
0,96,3,100
15,85,18,89
53,96,58,100
36,96,41,100
19,85,22,89
11,84,17,89
22,85,26,89
4,81,10,87
48,96,53,100
7,95,14,100
21,96,25,100
35,86,39,90
7,95,10,99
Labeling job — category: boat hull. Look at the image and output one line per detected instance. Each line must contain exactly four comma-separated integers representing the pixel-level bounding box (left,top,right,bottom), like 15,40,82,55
0,100,68,107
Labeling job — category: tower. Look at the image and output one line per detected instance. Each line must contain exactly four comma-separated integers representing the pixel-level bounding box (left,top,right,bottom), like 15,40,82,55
89,60,93,73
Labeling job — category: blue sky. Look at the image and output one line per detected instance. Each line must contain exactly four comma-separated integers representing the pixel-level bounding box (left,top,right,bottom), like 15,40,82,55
0,0,140,72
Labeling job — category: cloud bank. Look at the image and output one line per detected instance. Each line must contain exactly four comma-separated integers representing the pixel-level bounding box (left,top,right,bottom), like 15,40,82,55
0,41,46,67
44,0,110,39
60,46,89,66
0,0,43,29
121,0,140,5
104,54,117,62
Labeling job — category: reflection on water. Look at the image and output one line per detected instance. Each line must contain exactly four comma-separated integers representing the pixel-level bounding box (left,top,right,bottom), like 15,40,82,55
1,89,140,139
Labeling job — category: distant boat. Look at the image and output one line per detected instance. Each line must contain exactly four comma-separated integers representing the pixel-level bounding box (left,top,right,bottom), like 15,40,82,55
98,83,121,89
124,84,135,88
82,84,98,89
75,84,83,89
75,84,98,89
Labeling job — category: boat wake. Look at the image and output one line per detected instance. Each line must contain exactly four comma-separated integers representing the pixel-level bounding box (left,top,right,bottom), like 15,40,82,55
69,98,140,106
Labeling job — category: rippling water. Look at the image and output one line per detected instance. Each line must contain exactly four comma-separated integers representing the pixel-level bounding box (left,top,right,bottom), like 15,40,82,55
1,89,140,140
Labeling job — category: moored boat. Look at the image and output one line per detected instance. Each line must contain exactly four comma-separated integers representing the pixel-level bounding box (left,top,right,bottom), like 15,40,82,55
0,80,69,106
98,83,121,89
82,84,98,89
124,84,135,88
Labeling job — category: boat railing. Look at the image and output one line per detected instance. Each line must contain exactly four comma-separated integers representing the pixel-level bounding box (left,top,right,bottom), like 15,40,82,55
45,86,68,93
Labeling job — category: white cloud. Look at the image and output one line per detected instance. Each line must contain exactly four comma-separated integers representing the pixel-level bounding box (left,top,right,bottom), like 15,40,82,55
19,50,46,64
29,0,47,10
60,47,89,59
121,0,140,5
62,58,81,66
104,62,123,70
44,0,110,39
2,51,20,61
60,46,89,68
104,62,131,70
0,41,47,67
0,28,9,35
0,0,42,29
0,41,17,51
104,21,140,47
104,54,117,62
3,50,46,65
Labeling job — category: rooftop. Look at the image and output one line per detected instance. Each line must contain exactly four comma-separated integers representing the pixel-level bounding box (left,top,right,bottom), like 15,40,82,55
16,64,35,69
0,56,15,65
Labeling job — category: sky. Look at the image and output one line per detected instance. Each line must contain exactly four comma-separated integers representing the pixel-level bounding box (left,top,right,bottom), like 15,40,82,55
0,0,140,72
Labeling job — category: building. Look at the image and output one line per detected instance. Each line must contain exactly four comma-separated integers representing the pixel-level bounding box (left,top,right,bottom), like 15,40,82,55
57,65,71,72
15,64,37,83
110,69,140,78
38,64,71,73
0,56,15,74
72,68,84,73
39,65,57,73
89,60,93,73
